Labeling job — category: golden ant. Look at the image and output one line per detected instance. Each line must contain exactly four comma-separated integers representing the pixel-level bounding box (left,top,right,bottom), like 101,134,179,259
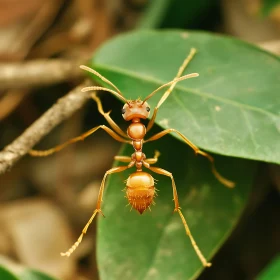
29,48,234,267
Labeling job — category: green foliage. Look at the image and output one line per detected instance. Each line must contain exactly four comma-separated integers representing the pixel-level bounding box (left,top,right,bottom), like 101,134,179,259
137,0,170,29
257,255,280,280
0,266,18,280
137,0,217,29
20,270,57,280
97,138,256,280
90,30,280,164
262,0,280,16
86,30,278,279
0,266,57,280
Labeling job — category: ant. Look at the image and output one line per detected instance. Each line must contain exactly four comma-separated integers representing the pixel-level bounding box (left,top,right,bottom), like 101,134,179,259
29,48,234,267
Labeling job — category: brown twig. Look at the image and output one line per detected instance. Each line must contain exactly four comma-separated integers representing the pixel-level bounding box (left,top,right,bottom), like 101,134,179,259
0,81,91,175
0,59,84,90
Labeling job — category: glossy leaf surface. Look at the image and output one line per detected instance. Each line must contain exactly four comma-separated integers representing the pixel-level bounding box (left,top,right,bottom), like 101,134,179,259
89,31,280,164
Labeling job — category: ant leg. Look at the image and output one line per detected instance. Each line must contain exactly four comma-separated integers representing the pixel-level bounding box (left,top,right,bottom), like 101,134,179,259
145,129,235,188
29,125,131,157
61,165,128,257
145,150,161,164
116,150,160,164
148,166,211,267
114,156,131,162
91,93,128,138
147,48,197,132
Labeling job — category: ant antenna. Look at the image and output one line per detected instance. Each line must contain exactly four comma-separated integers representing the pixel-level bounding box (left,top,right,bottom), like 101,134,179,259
80,65,130,105
142,73,199,104
80,65,123,95
81,86,128,104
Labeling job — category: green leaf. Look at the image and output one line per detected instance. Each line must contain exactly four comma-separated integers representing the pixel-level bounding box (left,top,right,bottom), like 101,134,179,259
0,266,18,280
20,270,58,280
137,0,170,29
97,135,256,280
257,255,280,280
137,0,217,29
262,0,280,16
90,30,280,164
0,265,58,280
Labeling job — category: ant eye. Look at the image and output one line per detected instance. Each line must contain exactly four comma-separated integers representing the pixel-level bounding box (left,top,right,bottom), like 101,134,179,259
122,108,126,114
146,107,150,112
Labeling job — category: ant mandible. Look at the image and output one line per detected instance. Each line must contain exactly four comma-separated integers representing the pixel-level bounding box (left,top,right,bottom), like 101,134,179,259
29,48,235,267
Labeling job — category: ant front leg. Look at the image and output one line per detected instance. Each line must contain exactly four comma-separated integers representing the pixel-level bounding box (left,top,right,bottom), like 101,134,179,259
148,166,211,267
147,48,197,132
114,156,131,162
29,125,130,157
91,93,128,138
145,129,235,188
61,165,129,257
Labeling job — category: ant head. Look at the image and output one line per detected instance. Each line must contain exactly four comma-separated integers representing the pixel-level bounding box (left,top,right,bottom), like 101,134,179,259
122,100,150,121
80,63,198,123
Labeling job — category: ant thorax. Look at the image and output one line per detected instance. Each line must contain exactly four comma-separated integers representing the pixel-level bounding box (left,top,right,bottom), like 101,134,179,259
127,122,146,141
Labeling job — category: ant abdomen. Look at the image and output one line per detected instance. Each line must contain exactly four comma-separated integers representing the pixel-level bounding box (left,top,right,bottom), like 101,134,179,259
126,172,155,214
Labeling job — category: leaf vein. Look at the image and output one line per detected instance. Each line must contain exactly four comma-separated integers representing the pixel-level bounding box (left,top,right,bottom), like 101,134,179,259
241,109,258,150
93,64,279,120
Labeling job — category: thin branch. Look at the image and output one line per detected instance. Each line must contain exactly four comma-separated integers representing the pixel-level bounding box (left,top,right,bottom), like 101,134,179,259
0,59,84,90
0,81,91,175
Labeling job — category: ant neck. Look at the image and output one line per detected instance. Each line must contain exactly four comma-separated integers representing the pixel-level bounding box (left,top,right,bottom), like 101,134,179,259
131,117,141,123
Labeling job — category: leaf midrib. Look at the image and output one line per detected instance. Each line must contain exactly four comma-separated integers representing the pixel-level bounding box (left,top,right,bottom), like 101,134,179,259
92,63,279,120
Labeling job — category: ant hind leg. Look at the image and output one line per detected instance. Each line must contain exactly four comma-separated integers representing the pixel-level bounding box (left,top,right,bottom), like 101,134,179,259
148,166,212,267
60,165,128,257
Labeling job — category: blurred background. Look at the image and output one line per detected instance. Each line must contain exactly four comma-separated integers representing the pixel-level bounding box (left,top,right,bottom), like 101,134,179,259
0,0,279,279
